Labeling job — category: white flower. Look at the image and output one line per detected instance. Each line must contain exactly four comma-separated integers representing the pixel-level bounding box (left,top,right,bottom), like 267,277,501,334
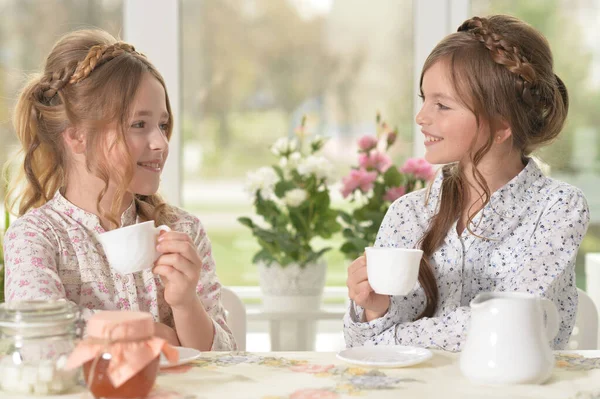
289,152,302,167
278,158,292,180
245,167,279,199
280,152,302,170
271,137,298,156
283,188,308,207
297,155,334,181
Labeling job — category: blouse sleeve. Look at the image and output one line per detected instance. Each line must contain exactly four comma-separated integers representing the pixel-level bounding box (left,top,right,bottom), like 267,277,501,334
3,215,97,320
192,218,237,351
343,195,430,347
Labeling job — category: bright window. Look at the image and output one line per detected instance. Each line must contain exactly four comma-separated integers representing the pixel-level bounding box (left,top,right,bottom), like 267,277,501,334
181,0,414,287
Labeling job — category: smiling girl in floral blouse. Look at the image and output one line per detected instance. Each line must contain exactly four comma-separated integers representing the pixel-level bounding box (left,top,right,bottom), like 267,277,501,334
344,15,590,351
3,29,235,351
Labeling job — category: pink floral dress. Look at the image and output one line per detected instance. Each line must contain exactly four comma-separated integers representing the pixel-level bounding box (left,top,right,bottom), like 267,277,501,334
3,191,236,350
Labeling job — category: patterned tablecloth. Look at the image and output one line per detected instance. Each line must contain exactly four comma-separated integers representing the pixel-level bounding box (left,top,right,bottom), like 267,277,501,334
4,350,600,399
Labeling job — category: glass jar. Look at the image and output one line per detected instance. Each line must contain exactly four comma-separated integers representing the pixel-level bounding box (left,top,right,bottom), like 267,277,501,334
0,299,82,395
67,311,178,399
82,354,160,398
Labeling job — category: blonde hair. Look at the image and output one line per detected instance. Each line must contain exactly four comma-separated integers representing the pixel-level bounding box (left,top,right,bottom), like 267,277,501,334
7,29,176,228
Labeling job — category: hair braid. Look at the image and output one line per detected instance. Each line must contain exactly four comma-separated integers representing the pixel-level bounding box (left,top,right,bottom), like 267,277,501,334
458,16,541,108
70,42,141,84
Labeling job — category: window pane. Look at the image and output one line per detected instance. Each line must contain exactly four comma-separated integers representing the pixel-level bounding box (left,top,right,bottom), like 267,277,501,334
472,1,600,289
181,0,414,287
0,0,123,193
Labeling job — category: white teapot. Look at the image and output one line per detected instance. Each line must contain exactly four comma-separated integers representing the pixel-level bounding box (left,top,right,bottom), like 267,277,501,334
460,292,559,385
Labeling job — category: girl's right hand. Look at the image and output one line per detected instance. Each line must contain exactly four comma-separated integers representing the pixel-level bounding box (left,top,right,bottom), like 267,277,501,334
346,255,390,321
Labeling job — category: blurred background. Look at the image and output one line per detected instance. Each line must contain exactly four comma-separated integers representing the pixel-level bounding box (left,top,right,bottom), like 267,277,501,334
1,0,599,350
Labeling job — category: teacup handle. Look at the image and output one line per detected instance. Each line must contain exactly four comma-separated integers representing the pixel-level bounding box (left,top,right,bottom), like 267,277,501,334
156,225,171,235
541,298,559,341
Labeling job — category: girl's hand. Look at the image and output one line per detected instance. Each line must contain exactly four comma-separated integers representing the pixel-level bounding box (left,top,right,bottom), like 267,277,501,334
154,322,180,346
347,255,390,321
153,231,202,310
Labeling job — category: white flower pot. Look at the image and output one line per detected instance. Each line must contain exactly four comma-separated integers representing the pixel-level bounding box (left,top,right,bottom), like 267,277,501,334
258,261,326,351
258,261,326,312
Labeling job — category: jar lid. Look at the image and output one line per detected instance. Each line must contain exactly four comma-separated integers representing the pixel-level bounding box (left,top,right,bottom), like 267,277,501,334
0,299,80,328
86,311,155,341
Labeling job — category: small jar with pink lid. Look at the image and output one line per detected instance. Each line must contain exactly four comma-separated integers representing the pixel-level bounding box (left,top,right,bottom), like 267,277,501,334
66,311,178,399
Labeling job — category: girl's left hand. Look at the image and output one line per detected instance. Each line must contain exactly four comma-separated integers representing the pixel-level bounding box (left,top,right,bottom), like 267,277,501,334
153,231,201,309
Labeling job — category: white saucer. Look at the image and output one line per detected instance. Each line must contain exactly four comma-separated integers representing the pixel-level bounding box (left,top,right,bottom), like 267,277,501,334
160,346,202,368
336,345,433,368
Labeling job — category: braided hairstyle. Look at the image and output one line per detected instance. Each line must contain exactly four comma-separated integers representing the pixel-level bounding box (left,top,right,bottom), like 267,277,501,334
415,15,568,319
8,29,176,229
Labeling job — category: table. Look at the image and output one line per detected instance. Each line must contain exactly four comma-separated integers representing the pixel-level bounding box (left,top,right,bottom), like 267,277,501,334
6,350,600,399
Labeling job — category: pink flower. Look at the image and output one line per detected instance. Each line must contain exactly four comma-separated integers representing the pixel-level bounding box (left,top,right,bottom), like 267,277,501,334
383,186,406,202
400,157,435,181
341,169,378,198
357,135,378,152
358,152,392,172
290,389,339,399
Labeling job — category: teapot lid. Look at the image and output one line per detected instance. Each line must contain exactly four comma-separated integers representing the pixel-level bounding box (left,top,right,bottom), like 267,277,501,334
471,292,537,307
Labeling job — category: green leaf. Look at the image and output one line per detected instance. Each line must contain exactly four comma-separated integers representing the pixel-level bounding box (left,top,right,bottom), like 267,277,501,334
274,180,296,198
338,211,353,225
342,227,356,238
237,217,255,229
272,165,285,180
340,240,368,260
383,167,405,187
252,249,275,265
255,197,281,223
305,247,330,264
288,208,310,236
340,242,360,254
373,182,386,199
312,190,330,214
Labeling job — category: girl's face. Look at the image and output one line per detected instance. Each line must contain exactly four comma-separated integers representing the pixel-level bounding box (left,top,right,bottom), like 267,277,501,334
416,60,488,165
122,73,170,195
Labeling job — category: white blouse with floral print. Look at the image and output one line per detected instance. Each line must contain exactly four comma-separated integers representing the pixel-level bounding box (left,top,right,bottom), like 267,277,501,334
344,159,590,351
3,191,236,351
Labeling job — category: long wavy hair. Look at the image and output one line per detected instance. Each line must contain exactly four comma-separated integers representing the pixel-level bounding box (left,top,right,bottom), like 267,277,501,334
416,15,569,319
7,29,177,228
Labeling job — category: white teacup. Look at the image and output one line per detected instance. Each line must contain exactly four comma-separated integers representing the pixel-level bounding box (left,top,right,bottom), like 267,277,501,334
365,246,423,296
97,221,171,275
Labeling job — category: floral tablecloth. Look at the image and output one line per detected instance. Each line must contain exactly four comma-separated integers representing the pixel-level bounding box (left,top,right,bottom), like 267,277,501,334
5,350,600,399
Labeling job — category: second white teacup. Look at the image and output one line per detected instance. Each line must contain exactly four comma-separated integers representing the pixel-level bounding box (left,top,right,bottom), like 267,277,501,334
365,246,423,296
97,221,171,275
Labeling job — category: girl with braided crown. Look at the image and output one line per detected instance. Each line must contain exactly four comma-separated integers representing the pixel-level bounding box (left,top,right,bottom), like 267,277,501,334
3,29,236,351
344,15,590,351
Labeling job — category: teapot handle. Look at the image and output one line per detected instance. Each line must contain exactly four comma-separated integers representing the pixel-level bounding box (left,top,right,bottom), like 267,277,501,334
541,298,560,341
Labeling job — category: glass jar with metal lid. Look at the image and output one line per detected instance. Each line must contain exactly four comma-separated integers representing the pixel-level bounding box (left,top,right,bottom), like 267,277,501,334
0,299,83,395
